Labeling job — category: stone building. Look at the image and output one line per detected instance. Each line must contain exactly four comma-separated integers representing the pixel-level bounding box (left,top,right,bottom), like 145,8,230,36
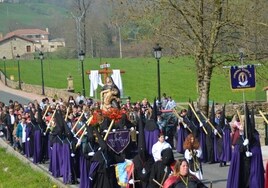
0,28,65,59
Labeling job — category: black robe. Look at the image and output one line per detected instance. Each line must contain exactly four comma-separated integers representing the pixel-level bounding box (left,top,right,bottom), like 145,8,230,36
149,148,175,188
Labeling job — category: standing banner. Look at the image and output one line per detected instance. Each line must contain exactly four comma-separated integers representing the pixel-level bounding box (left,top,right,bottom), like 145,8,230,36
106,130,130,154
230,65,256,90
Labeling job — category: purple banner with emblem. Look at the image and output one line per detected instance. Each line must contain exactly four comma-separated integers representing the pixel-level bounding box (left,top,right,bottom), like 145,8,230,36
230,65,256,90
106,130,130,154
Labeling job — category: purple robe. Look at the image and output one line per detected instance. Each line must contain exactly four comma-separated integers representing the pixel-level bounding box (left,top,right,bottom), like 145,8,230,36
33,129,42,163
198,129,207,162
222,128,232,162
25,125,33,158
50,142,62,177
144,129,159,155
227,145,240,188
79,154,89,188
176,126,186,154
62,143,72,184
88,162,99,188
249,140,264,187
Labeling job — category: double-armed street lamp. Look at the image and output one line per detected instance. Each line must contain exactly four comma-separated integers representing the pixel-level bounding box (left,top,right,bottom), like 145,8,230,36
39,51,45,95
16,54,21,89
79,50,86,97
153,44,163,106
3,56,7,86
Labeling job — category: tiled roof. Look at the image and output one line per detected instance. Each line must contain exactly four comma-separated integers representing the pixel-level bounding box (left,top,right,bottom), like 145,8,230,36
4,29,49,38
0,35,35,44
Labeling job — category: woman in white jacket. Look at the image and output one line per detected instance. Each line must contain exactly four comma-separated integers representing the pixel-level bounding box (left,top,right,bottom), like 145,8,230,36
183,133,203,180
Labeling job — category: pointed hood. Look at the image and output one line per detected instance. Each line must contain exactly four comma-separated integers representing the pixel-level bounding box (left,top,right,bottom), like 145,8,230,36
138,115,148,161
245,103,253,142
29,108,37,123
187,99,193,120
209,101,215,125
86,126,95,142
152,98,158,122
161,148,175,166
94,127,107,150
53,109,65,135
219,104,226,129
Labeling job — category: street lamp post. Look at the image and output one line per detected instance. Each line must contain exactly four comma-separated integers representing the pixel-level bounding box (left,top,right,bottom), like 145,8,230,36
153,44,162,106
16,54,21,89
79,50,85,97
3,56,7,86
39,51,45,95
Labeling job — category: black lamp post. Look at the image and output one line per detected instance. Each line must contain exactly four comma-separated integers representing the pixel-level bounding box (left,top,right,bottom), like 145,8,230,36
39,51,45,95
3,56,7,86
79,50,85,97
153,44,162,105
16,54,21,89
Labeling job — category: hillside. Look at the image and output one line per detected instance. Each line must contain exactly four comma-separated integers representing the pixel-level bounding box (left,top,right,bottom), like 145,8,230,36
0,1,69,34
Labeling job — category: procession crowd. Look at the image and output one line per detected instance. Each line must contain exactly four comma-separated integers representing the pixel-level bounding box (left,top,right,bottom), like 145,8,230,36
0,77,267,188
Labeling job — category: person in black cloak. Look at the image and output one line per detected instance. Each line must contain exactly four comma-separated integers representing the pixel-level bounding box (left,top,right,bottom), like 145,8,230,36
61,109,79,185
130,117,155,188
36,106,48,163
213,105,231,167
227,105,264,188
80,125,99,188
88,126,124,188
25,112,34,158
144,100,160,155
204,101,215,164
149,147,176,188
49,108,64,178
30,107,43,164
176,109,190,154
213,109,224,165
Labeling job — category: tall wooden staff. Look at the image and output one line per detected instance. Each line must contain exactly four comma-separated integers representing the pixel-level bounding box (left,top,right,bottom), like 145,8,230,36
74,116,93,138
64,106,70,121
188,103,208,135
71,111,85,133
237,109,249,151
172,109,192,133
259,110,268,124
45,109,56,133
200,112,222,138
42,105,50,120
236,110,247,139
103,119,115,141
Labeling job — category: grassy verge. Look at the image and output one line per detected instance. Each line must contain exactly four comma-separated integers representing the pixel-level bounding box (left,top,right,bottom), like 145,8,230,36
0,147,56,188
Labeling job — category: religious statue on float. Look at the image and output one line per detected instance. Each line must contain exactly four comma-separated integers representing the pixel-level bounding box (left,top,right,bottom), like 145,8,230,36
100,76,121,111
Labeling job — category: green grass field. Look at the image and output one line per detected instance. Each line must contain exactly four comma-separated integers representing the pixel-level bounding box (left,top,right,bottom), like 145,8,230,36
0,56,266,103
0,148,55,188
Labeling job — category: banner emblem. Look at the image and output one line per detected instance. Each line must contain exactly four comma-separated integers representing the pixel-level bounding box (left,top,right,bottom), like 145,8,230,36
106,130,130,154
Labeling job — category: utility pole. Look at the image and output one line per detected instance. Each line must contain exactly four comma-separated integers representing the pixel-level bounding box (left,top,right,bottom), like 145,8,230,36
71,11,85,58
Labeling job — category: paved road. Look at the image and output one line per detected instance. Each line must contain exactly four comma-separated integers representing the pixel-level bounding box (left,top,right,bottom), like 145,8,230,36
0,90,32,105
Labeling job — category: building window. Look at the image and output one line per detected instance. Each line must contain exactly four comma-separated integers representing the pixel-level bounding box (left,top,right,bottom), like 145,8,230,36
50,45,55,48
26,45,31,52
41,45,44,48
14,47,16,50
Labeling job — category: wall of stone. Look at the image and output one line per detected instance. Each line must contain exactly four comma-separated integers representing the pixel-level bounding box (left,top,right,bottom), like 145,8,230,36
0,71,78,101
